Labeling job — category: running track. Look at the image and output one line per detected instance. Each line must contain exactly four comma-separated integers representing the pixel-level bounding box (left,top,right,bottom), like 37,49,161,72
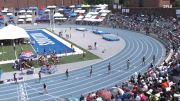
0,26,166,101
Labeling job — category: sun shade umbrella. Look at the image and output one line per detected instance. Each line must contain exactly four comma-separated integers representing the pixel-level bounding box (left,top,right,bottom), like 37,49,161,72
101,89,111,100
110,87,119,95
110,87,124,96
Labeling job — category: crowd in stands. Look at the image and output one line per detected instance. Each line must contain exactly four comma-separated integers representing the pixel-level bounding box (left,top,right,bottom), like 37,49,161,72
78,13,180,101
106,13,179,50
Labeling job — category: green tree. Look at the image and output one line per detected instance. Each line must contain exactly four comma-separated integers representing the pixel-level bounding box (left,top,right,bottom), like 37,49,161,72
175,0,180,7
172,0,180,7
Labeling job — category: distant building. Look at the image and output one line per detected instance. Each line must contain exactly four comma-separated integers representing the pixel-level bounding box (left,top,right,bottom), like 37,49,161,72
113,0,171,7
0,0,83,8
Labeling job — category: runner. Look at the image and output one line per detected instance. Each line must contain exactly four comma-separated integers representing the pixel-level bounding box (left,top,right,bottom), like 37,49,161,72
94,42,97,49
43,83,48,94
142,56,145,66
38,71,41,82
127,60,130,69
108,62,111,74
153,55,156,64
66,69,69,79
89,66,92,77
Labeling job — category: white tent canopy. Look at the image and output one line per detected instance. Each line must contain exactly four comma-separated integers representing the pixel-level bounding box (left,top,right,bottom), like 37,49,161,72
83,17,104,22
7,13,13,16
26,18,33,21
54,18,67,20
85,14,92,18
18,19,24,22
76,18,82,21
45,9,50,12
1,9,8,13
27,10,33,13
96,4,108,9
0,24,30,40
54,13,63,17
19,10,26,13
100,13,108,17
47,5,56,9
74,10,86,13
69,5,75,8
19,15,26,19
91,16,97,19
2,8,8,13
26,15,32,18
77,16,84,19
87,12,99,15
99,10,111,13
58,8,64,11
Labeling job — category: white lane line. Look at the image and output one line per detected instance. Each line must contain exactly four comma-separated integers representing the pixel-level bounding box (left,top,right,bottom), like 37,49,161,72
22,36,134,86
50,32,162,98
50,36,160,98
28,37,144,99
0,86,18,100
25,37,138,99
23,25,165,99
27,38,138,93
55,33,163,98
0,30,165,100
44,37,156,99
0,34,130,91
25,83,58,101
0,35,139,98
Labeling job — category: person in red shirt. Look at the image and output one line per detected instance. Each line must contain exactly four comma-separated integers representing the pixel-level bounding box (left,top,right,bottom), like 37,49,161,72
161,79,169,89
132,84,138,93
139,92,148,101
86,93,92,101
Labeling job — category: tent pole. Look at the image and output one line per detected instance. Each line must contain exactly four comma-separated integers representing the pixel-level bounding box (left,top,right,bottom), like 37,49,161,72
49,10,52,31
1,43,3,61
13,40,17,60
53,9,55,32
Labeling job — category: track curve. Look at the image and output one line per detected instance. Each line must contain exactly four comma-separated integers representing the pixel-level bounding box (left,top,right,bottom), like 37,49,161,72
0,26,166,101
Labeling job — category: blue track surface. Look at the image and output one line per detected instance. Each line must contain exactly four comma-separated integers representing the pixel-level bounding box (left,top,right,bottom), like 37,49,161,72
0,26,166,101
27,30,73,55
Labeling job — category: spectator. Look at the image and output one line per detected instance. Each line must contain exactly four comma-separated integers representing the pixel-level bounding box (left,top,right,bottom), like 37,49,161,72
89,66,92,77
13,73,17,84
86,93,92,101
79,94,85,101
